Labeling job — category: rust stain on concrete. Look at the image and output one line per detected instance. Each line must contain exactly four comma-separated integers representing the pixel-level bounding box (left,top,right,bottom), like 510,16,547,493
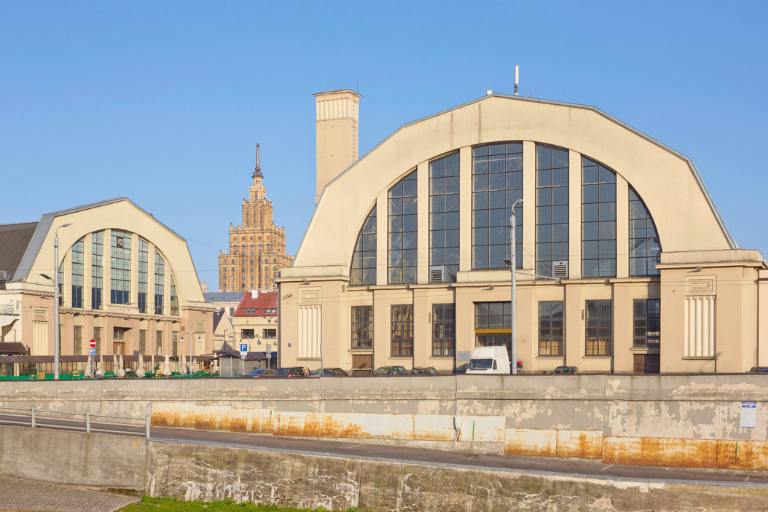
603,437,768,470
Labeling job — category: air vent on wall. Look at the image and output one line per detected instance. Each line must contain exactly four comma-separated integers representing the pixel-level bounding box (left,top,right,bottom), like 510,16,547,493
429,266,445,283
553,261,569,279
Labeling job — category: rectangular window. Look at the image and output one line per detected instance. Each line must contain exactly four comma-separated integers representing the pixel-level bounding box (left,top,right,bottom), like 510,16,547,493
241,329,255,339
139,329,147,354
472,142,523,269
155,330,163,355
110,230,131,304
263,328,276,339
582,158,616,277
388,170,418,284
138,238,148,313
585,300,612,356
391,304,413,357
91,231,103,310
432,303,455,356
154,250,165,315
536,145,569,278
71,238,84,308
93,326,102,355
172,331,178,357
113,327,127,341
429,152,460,281
73,325,83,355
538,301,564,356
633,299,660,348
351,305,373,349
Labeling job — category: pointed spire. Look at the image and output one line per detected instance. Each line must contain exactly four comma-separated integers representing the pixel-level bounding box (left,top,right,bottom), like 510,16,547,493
252,143,263,179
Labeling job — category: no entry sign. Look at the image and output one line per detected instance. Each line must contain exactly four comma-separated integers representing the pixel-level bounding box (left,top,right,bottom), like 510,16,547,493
89,339,96,348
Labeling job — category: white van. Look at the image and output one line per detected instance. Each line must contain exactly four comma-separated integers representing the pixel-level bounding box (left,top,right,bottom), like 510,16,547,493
466,346,511,375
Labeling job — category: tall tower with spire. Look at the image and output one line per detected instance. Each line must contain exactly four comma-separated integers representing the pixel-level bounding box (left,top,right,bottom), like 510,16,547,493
218,144,293,292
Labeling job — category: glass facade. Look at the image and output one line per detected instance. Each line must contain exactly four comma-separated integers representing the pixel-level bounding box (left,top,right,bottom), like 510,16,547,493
388,170,418,284
582,157,616,277
431,303,455,356
170,278,179,316
585,300,612,356
71,238,84,308
110,230,131,304
472,143,523,269
91,231,103,310
391,304,414,357
538,301,563,356
138,238,148,313
474,302,511,356
429,152,460,281
633,299,660,348
350,207,377,285
536,145,569,277
154,250,164,315
351,305,373,349
629,187,661,276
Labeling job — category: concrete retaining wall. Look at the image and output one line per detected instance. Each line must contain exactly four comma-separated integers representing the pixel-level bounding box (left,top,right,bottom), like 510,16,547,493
0,425,767,511
1,374,767,470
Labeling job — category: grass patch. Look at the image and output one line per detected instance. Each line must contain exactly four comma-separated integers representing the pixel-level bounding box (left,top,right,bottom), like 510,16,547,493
121,497,356,511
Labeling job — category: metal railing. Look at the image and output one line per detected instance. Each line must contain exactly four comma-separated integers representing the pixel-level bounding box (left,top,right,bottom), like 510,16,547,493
0,404,150,439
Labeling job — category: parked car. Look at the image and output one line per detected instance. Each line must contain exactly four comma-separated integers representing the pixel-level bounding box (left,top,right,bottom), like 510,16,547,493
247,368,276,379
748,367,768,374
311,367,349,377
466,346,511,375
553,365,578,375
372,365,409,376
411,367,439,376
276,367,307,378
453,363,469,375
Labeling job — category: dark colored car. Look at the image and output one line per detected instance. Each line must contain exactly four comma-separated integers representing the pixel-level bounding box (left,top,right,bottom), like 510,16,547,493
247,368,276,378
372,365,409,376
311,368,349,377
411,367,439,376
553,365,578,375
276,367,307,378
748,367,768,374
453,363,469,375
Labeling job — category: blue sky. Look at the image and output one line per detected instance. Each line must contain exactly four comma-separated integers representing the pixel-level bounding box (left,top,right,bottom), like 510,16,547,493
1,1,766,290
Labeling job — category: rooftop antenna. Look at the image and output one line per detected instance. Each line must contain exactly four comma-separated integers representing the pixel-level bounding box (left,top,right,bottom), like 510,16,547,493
514,64,520,96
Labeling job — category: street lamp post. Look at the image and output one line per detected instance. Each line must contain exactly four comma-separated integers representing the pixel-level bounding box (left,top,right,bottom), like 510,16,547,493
51,223,72,381
509,200,522,375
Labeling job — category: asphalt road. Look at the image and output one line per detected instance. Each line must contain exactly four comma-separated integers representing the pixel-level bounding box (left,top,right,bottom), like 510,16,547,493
1,411,766,487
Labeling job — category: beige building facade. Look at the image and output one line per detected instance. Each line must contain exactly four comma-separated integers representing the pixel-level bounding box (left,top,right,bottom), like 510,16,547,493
0,199,214,358
279,91,768,374
218,144,293,292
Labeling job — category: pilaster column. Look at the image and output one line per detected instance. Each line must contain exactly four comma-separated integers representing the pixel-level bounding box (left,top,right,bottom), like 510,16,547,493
376,190,388,285
568,150,582,279
417,161,429,284
616,175,629,278
522,142,536,271
459,146,472,272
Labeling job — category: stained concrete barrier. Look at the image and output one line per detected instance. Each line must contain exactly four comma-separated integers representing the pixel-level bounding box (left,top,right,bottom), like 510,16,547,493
1,374,767,471
0,426,767,511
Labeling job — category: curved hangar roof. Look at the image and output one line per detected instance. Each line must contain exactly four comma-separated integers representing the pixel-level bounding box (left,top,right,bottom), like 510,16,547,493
294,94,735,268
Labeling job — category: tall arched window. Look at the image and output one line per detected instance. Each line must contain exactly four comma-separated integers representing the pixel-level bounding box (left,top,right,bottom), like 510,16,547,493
472,143,523,269
536,145,569,277
629,187,661,276
350,207,377,285
429,152,460,282
388,170,418,284
582,157,616,277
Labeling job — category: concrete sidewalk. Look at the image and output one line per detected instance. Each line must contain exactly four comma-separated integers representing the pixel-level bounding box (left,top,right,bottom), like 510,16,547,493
0,475,137,512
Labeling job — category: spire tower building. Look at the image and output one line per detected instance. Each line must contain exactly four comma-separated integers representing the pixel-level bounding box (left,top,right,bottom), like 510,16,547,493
218,144,293,292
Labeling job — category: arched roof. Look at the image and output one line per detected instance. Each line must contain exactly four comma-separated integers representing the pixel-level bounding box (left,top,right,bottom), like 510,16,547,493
293,94,735,269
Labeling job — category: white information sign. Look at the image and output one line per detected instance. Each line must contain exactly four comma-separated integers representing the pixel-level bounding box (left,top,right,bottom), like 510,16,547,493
740,401,757,429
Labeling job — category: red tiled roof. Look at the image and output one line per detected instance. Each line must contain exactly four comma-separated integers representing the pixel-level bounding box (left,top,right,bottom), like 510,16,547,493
233,291,278,317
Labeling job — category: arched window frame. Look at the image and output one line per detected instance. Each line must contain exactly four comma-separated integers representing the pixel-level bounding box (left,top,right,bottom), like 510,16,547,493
349,205,377,286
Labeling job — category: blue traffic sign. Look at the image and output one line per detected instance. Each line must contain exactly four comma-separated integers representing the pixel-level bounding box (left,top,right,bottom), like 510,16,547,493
239,343,248,353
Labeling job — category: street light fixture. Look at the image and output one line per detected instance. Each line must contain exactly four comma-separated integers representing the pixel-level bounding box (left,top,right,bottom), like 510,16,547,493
508,200,522,375
41,223,72,380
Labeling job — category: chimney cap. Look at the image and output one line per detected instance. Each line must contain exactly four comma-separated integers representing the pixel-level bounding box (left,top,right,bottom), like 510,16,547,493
313,89,362,99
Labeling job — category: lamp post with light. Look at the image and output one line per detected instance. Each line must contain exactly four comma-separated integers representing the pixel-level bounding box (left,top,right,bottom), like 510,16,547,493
40,223,72,380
